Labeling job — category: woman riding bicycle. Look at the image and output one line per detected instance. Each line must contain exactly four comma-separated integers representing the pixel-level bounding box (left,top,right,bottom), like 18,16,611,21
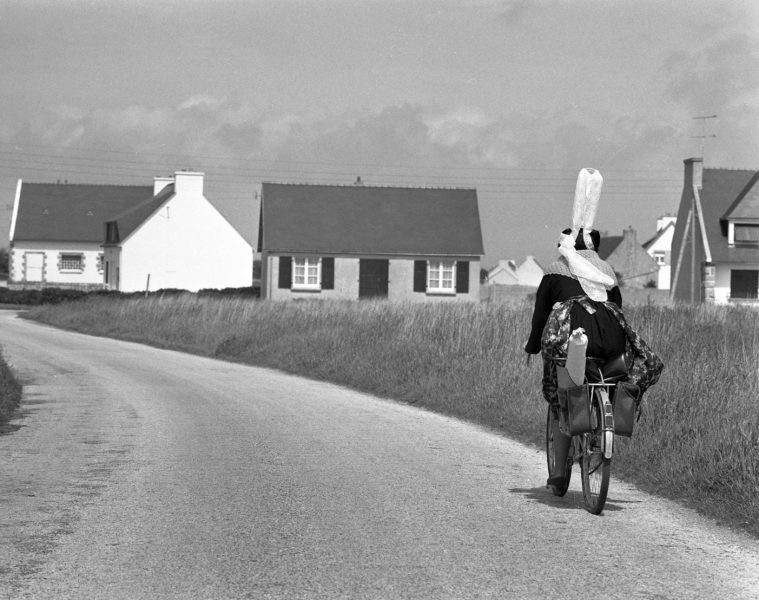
524,168,628,489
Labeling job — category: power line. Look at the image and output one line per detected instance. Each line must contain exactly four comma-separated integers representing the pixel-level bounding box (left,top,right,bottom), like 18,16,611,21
0,141,683,175
0,155,682,187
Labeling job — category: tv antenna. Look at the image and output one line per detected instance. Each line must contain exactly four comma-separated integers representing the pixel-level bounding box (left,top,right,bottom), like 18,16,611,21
691,114,717,158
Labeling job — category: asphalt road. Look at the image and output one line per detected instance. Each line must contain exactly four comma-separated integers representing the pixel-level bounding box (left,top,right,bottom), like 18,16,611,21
1,311,758,600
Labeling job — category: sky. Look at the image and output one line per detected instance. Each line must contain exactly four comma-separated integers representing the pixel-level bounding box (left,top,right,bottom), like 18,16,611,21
1,0,757,268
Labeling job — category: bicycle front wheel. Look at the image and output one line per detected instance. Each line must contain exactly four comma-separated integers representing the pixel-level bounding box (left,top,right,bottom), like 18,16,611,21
580,391,611,514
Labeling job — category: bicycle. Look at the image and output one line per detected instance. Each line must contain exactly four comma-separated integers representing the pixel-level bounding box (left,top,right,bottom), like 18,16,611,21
545,355,629,514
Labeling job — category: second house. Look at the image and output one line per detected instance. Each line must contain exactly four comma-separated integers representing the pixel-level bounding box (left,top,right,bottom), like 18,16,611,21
258,182,484,301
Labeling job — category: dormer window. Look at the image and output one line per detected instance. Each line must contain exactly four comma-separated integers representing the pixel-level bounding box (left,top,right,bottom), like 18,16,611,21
733,224,759,245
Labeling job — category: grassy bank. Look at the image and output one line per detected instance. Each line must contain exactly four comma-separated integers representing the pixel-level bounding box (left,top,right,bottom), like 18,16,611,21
0,348,22,424
25,295,759,535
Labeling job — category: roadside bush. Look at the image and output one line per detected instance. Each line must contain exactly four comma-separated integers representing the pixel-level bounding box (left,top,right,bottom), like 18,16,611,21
0,285,260,306
0,287,90,305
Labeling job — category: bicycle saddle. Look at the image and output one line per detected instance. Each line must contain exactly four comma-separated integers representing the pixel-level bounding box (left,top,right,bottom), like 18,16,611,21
585,355,628,383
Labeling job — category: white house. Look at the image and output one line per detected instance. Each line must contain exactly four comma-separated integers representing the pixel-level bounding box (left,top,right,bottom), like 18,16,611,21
515,255,544,287
8,180,153,289
643,215,676,290
486,256,543,286
486,260,519,285
258,182,484,302
103,171,253,292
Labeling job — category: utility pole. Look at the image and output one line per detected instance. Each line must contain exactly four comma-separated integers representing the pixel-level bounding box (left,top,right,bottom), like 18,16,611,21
688,116,716,303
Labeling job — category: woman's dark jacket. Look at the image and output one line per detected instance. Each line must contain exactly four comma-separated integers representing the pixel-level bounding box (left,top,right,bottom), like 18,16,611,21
524,273,624,357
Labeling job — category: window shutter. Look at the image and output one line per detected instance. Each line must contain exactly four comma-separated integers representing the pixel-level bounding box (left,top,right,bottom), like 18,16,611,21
322,257,334,289
456,261,469,294
413,260,427,292
278,256,292,289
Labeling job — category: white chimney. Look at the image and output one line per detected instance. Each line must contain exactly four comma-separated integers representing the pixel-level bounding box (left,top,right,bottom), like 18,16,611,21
174,170,204,196
154,176,174,195
657,215,676,231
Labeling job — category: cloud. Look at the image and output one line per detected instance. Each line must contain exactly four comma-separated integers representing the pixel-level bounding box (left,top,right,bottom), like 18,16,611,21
1,90,747,189
664,33,759,111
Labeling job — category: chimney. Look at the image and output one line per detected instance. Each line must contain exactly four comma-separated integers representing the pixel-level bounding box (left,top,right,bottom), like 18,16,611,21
174,170,204,196
154,175,174,195
684,157,703,191
657,214,676,231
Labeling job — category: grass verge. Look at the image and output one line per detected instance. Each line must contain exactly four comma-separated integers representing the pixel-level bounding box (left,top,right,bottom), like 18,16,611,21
23,295,759,536
0,348,22,424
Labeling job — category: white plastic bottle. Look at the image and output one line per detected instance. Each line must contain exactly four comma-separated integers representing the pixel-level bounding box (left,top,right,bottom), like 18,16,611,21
566,327,588,386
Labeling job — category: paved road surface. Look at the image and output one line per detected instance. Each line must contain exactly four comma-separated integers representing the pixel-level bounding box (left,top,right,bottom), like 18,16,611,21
1,311,758,599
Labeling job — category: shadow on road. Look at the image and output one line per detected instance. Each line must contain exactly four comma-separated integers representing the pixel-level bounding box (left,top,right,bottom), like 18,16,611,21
510,485,643,513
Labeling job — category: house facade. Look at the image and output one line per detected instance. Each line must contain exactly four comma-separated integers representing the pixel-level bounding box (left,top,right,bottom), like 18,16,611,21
103,171,253,292
643,215,676,289
671,157,759,304
258,183,484,302
599,226,659,288
8,180,153,289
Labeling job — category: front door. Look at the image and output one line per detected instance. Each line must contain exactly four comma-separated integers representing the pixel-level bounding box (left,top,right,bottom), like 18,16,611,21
24,252,44,282
358,259,389,299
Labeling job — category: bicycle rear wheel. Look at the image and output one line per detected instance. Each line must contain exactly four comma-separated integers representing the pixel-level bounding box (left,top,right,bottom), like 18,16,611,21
581,390,611,514
545,405,572,496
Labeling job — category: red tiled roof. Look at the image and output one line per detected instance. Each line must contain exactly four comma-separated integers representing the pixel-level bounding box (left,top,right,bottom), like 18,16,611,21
12,182,153,243
259,183,484,256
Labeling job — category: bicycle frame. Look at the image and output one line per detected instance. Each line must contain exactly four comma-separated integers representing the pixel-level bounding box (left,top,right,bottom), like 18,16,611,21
587,381,615,460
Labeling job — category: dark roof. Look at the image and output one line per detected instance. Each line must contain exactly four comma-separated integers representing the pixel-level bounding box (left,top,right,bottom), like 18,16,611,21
597,236,623,260
721,172,759,221
701,168,759,262
642,221,675,249
259,183,484,256
12,182,153,243
105,184,175,242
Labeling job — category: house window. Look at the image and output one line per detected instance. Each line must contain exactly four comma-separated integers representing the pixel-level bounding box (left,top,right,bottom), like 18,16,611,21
653,251,666,265
292,257,321,290
278,256,334,291
97,253,105,273
734,224,759,245
59,253,84,272
414,260,470,295
427,261,456,294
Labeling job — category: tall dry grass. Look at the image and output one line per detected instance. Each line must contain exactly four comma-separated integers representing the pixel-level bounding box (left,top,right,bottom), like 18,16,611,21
25,295,759,534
